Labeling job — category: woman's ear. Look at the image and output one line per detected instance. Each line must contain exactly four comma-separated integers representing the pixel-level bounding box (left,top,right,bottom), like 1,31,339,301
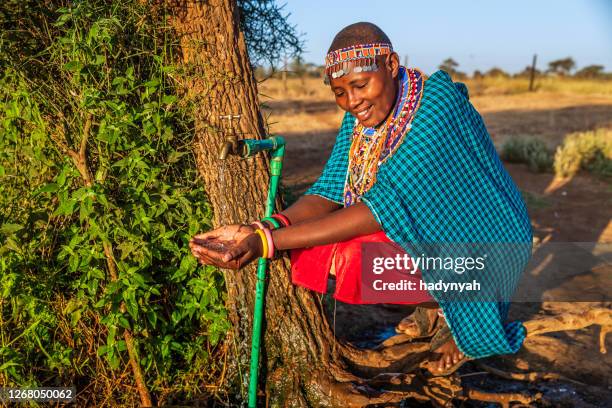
386,52,401,78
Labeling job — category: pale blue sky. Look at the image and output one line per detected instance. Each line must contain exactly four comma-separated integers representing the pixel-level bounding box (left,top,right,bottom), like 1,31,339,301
281,0,612,75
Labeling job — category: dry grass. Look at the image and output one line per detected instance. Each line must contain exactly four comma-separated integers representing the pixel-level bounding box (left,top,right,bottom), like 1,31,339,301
259,76,612,150
263,110,344,135
258,77,331,102
464,76,612,97
258,75,612,103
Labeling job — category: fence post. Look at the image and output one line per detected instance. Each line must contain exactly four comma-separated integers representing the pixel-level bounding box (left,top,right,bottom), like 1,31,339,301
529,54,537,92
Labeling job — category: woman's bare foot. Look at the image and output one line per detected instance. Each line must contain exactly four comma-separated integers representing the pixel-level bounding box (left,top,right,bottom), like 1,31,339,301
428,336,466,375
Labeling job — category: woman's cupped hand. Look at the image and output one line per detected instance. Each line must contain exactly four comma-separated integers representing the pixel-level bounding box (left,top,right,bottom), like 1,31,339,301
189,224,264,270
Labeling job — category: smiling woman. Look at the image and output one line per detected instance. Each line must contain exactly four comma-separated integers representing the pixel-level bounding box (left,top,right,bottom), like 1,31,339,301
190,21,533,377
326,27,399,128
330,51,399,126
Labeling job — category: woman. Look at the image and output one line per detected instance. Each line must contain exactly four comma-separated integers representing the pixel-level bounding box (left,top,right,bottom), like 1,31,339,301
190,22,532,375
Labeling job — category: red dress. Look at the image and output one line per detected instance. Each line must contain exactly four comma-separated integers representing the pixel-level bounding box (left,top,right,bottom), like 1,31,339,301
290,231,433,304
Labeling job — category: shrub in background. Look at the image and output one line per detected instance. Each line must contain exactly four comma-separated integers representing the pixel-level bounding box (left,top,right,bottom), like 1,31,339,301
501,137,554,172
554,129,612,178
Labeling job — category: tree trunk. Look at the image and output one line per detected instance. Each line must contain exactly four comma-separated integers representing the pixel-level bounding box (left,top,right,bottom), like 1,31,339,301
167,2,612,407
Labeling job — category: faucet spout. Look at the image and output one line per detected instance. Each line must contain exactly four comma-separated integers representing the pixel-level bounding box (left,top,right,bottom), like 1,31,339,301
219,141,231,160
219,136,240,160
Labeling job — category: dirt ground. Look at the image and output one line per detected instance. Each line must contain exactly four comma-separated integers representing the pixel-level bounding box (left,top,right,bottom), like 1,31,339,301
261,77,612,407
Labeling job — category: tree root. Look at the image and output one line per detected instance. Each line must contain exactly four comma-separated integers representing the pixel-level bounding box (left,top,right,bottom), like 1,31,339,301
338,342,431,379
319,370,548,408
314,307,612,407
524,307,612,353
476,361,586,385
313,370,460,408
463,388,543,408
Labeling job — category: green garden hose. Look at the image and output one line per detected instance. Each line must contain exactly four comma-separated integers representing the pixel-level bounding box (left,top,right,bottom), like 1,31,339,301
238,136,285,408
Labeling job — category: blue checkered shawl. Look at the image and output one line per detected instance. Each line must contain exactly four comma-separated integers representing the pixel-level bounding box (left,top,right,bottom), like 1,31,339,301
305,70,533,358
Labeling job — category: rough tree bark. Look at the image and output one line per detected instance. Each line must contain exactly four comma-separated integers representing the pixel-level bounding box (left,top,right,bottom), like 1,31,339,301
168,1,612,407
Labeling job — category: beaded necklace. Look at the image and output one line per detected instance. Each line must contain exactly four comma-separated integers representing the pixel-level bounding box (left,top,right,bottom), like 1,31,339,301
343,67,424,207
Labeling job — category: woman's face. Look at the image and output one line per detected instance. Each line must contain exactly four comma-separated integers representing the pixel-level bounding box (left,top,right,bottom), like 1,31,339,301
329,53,400,128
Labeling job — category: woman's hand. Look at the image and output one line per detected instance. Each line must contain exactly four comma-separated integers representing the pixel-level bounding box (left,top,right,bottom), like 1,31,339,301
189,224,263,269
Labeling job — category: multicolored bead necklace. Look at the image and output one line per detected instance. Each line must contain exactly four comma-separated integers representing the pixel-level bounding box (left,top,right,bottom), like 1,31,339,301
343,67,425,207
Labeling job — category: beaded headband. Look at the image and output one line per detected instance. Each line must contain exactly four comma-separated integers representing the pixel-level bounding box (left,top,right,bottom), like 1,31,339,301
324,42,393,83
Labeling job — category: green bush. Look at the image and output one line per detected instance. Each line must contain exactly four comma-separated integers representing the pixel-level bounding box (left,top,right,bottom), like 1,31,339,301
554,129,612,178
501,137,554,172
0,1,227,404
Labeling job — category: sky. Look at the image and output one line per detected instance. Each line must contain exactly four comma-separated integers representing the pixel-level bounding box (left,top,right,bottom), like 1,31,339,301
281,0,612,75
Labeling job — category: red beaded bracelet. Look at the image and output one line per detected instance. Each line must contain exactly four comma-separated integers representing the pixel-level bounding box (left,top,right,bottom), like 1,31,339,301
272,213,291,227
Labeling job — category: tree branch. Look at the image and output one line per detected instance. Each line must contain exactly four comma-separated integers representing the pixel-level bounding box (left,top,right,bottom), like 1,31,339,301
61,116,152,407
102,243,152,407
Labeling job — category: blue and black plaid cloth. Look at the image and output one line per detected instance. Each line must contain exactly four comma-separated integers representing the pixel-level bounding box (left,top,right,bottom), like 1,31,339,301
306,70,533,359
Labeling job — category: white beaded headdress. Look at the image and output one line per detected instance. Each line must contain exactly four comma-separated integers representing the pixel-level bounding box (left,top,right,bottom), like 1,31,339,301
324,42,393,84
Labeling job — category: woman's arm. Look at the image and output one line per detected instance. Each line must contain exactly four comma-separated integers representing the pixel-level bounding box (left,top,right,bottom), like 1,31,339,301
275,202,380,250
192,202,381,268
278,194,341,225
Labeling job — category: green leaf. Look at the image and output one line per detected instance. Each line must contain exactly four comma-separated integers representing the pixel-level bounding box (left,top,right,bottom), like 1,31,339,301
53,197,76,216
131,272,146,288
116,340,127,352
70,308,82,327
118,316,130,330
64,60,84,73
72,187,89,201
88,25,99,41
161,95,177,105
0,224,23,234
0,361,20,371
68,253,80,272
79,197,93,223
167,150,187,164
89,268,105,280
87,279,99,296
146,311,157,327
93,54,106,65
96,192,110,209
56,168,67,187
53,11,72,27
108,351,120,369
171,310,181,325
123,290,137,319
94,298,107,309
144,79,159,90
34,183,59,195
107,326,116,347
143,120,156,136
117,241,135,260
